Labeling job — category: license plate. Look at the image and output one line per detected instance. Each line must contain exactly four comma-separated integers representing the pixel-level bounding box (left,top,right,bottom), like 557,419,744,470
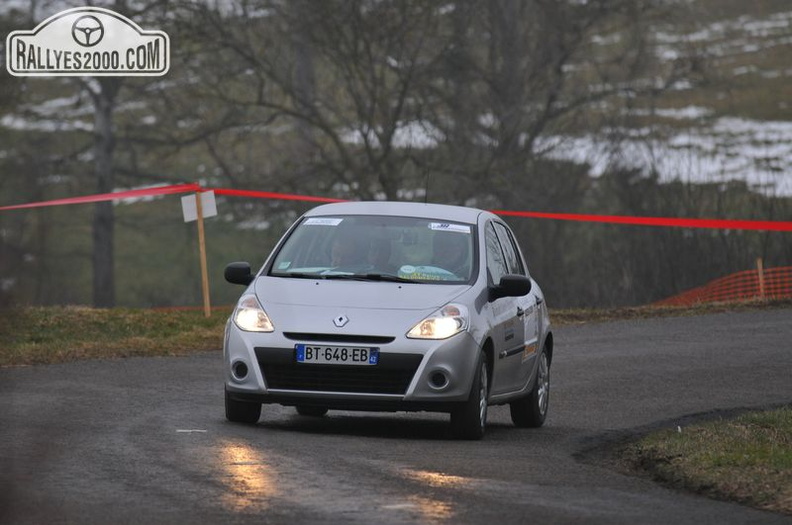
295,344,379,365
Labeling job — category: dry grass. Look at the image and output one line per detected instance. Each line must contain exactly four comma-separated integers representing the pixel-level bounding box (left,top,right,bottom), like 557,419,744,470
0,306,230,367
627,407,792,515
0,299,789,367
552,298,792,326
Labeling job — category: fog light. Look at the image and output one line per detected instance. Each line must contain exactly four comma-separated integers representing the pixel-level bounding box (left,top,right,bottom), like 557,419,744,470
232,361,249,380
429,371,448,389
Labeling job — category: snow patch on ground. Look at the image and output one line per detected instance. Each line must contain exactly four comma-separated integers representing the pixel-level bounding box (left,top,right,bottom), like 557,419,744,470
338,113,792,196
541,117,792,196
341,120,445,150
653,9,792,61
0,114,92,132
626,106,713,120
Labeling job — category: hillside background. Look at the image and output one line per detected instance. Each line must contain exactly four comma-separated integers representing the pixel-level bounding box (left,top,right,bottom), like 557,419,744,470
0,0,790,309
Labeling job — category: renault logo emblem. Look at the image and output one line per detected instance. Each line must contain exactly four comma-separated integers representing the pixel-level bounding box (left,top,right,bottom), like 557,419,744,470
333,315,349,328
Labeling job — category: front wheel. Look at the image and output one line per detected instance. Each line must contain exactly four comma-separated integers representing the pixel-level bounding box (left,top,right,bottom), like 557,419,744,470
225,389,262,424
450,351,489,440
509,346,550,428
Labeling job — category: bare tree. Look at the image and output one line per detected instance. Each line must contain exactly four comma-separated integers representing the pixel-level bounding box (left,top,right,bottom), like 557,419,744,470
182,0,444,200
420,1,693,204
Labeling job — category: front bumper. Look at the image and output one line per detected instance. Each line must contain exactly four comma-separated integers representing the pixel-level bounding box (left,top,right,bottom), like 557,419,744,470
225,389,462,413
223,319,481,409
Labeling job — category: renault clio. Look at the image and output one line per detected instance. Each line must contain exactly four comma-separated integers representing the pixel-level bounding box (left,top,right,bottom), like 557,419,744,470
223,201,553,439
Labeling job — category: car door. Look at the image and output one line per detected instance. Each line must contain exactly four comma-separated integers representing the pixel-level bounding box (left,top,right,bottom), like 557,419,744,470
492,222,539,392
485,222,526,396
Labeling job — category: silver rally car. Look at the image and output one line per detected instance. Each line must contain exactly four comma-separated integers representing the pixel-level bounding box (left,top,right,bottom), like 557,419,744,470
223,201,553,439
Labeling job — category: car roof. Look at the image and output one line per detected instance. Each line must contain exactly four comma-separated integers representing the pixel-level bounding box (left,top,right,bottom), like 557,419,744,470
304,201,492,224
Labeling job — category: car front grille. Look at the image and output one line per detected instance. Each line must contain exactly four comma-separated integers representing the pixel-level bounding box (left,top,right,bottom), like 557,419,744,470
255,347,422,395
282,333,395,345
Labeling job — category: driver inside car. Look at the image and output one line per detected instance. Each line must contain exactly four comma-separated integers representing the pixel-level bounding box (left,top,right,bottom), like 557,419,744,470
367,238,394,273
432,231,470,278
330,235,361,267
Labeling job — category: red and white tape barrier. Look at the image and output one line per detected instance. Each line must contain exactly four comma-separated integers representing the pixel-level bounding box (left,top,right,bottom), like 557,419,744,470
1,183,791,232
0,183,201,211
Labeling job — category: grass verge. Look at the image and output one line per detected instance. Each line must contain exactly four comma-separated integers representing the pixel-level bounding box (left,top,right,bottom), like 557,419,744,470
0,306,230,367
552,298,792,326
626,407,792,515
0,299,789,367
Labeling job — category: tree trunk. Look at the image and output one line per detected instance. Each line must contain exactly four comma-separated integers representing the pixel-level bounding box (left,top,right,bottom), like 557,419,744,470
91,78,121,308
292,0,317,165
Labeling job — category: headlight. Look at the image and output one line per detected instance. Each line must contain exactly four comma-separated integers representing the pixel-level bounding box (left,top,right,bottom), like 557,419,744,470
407,304,468,340
233,294,274,332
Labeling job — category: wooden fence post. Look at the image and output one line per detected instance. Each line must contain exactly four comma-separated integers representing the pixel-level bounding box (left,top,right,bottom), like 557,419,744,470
196,191,212,318
756,257,766,301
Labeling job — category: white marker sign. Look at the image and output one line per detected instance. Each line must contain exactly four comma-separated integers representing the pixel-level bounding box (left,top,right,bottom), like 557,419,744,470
181,191,217,222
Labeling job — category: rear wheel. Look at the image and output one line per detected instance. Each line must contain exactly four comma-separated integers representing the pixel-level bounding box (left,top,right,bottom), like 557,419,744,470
225,389,262,424
296,406,328,417
450,351,488,440
509,346,550,428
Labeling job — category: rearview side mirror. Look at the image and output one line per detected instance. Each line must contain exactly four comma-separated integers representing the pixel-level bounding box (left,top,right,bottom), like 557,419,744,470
490,274,532,301
224,262,254,286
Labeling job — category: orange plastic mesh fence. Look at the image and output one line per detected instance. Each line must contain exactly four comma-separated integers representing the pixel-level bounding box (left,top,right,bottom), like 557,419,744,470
653,266,792,306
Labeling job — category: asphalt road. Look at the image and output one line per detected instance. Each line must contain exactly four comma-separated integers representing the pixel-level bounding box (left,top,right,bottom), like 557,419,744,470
1,309,791,524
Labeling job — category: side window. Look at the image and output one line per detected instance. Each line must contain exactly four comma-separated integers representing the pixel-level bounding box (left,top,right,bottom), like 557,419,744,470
485,224,508,285
493,223,525,276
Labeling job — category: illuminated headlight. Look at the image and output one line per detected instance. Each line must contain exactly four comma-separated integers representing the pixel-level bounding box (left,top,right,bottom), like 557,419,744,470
233,294,274,332
407,304,468,340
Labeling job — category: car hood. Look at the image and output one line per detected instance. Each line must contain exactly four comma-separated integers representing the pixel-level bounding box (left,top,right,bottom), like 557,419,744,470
255,276,468,310
253,276,470,336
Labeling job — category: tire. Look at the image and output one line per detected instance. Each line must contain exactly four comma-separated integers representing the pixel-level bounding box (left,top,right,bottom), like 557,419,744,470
296,406,328,417
225,389,262,424
450,351,489,440
509,346,550,428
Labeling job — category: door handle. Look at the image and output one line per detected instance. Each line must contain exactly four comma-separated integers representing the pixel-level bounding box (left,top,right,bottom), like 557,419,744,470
516,306,525,318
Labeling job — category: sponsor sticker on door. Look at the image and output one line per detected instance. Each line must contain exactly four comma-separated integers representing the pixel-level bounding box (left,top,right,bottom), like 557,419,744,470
6,7,169,77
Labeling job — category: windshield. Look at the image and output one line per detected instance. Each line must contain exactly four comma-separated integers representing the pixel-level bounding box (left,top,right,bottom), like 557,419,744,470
269,215,476,283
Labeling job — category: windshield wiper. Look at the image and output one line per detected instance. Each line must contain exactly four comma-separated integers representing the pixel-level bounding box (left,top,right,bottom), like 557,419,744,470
323,273,419,283
362,273,420,283
277,272,419,283
277,272,327,279
321,274,369,281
